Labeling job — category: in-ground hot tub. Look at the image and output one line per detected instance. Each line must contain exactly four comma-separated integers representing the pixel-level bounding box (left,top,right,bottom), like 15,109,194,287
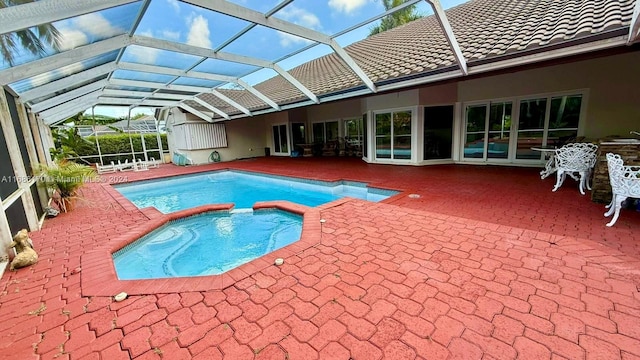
113,209,302,279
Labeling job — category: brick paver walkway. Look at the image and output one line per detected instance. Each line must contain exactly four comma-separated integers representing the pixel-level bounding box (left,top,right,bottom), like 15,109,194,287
1,158,639,359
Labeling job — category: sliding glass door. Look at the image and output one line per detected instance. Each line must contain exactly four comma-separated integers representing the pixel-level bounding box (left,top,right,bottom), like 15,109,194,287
463,102,512,160
462,93,582,163
375,110,412,161
312,121,339,144
272,124,289,155
515,95,581,160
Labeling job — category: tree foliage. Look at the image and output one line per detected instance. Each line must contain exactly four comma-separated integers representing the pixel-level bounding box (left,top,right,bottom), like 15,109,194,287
0,0,61,66
50,126,94,161
50,126,167,164
369,0,423,36
72,112,120,125
77,134,168,164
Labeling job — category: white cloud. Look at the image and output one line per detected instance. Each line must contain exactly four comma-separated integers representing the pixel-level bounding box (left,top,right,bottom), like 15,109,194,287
128,45,160,64
30,71,55,88
161,30,181,41
59,62,85,76
56,13,123,52
279,32,313,48
74,13,123,39
166,0,180,13
186,15,212,48
139,29,153,38
276,6,319,48
328,0,368,14
58,28,88,51
278,6,321,29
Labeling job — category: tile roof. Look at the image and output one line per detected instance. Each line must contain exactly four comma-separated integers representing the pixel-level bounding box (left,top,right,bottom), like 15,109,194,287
203,0,635,118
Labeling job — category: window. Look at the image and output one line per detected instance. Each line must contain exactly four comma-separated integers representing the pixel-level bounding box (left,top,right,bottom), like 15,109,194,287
516,94,581,160
312,121,338,144
375,110,412,160
344,118,363,156
549,95,581,145
463,102,512,160
516,98,547,159
462,92,583,163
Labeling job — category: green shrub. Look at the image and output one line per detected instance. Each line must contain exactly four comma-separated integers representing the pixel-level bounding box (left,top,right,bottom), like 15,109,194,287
74,134,167,164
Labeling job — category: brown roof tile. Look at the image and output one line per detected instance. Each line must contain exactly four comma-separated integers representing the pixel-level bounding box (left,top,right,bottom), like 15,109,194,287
201,0,634,115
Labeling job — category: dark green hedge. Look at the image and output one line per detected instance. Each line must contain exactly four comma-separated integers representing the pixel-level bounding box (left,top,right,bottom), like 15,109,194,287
76,134,167,164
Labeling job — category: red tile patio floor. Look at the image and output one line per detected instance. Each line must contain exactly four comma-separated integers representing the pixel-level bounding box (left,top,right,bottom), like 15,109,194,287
1,157,639,360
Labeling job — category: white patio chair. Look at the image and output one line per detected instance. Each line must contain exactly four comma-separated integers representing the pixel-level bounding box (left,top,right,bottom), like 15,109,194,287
604,153,640,227
134,158,149,172
117,159,135,172
96,161,117,174
552,143,598,195
146,157,160,168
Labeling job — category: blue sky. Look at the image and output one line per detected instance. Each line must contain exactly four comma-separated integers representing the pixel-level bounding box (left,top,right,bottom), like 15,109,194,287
100,0,470,117
5,0,470,118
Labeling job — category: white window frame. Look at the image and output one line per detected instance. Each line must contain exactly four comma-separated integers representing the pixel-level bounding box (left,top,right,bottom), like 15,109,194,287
372,106,417,164
271,122,290,156
461,98,514,163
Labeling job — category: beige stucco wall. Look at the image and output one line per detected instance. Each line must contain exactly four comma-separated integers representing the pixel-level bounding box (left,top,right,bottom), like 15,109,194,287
418,82,458,105
212,116,266,161
166,109,267,164
180,116,267,164
363,89,418,111
457,51,640,139
306,98,362,122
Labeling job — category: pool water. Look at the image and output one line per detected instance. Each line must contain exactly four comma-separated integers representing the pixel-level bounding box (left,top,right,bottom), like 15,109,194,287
113,209,302,279
115,170,395,213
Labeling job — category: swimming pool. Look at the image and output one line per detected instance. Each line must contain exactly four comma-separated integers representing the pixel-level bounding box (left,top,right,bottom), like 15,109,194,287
113,209,302,279
115,170,396,213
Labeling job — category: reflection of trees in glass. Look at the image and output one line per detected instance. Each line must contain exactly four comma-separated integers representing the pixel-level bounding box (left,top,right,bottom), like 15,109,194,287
312,123,324,143
369,0,423,36
489,103,512,138
326,121,338,141
376,113,391,135
393,111,411,135
345,119,361,138
466,105,486,132
519,99,547,130
0,0,61,66
550,95,581,129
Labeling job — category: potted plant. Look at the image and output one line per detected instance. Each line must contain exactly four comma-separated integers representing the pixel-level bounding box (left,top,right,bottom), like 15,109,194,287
34,160,98,212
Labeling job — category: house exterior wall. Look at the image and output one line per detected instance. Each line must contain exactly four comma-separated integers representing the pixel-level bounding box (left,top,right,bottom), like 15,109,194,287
166,109,268,164
160,51,640,167
165,109,187,163
418,82,458,105
363,89,419,111
306,98,362,122
457,51,640,139
219,115,266,160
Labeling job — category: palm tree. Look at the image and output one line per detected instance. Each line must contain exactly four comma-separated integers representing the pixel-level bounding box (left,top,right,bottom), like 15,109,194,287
0,0,61,66
369,0,423,36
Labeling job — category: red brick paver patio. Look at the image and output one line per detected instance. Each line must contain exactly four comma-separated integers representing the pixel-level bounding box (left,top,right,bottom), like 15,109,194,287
1,158,639,359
